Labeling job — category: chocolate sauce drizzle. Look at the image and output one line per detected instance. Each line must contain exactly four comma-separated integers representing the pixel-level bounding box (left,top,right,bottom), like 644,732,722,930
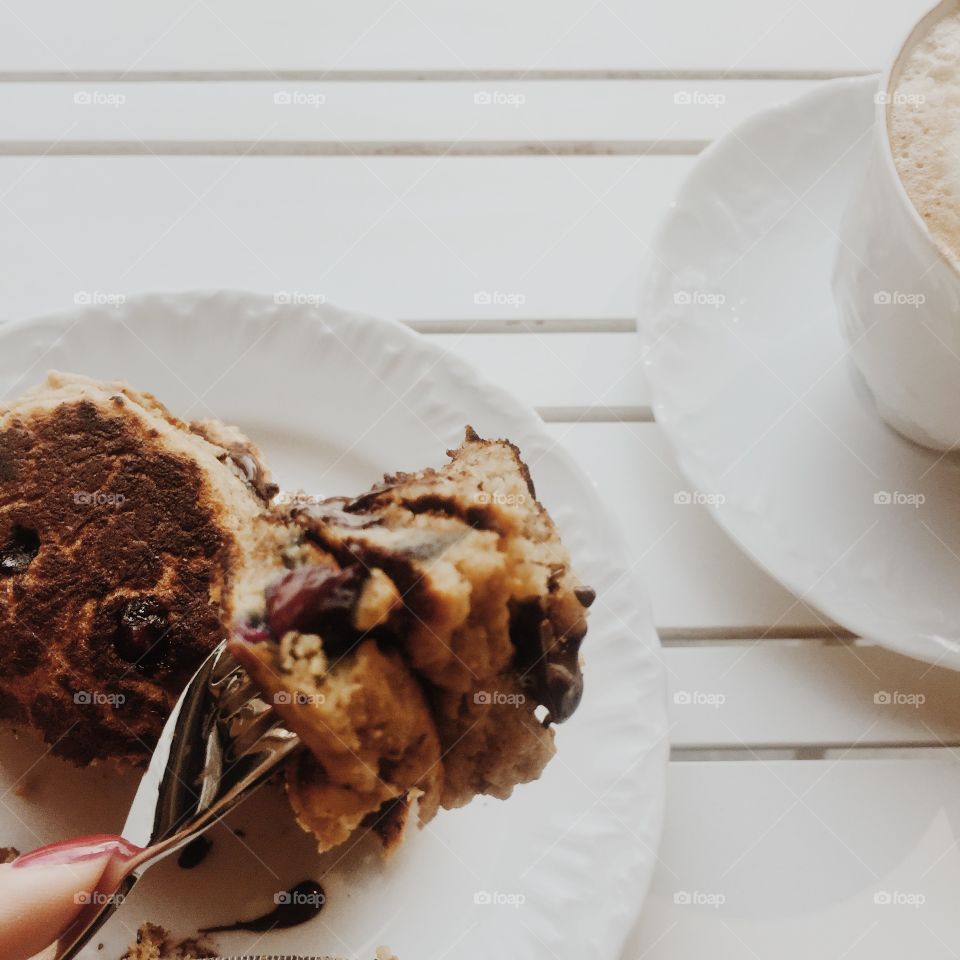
201,880,325,934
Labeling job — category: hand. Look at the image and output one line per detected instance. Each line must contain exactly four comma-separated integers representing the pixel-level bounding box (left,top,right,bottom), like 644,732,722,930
0,836,139,960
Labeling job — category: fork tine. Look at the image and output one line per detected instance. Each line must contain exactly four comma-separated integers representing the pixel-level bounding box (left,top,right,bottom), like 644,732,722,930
227,706,293,760
217,673,260,718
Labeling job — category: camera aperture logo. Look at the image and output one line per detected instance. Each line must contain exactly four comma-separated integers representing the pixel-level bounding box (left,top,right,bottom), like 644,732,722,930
474,290,526,308
673,890,726,908
274,490,325,507
673,91,726,108
473,90,526,108
874,890,925,908
874,690,925,709
673,289,725,308
873,491,924,508
73,90,126,108
274,291,326,307
275,886,325,907
474,690,526,707
473,890,526,908
474,490,527,507
273,90,326,108
74,291,126,308
75,890,125,906
673,690,726,708
74,491,126,507
873,290,925,308
274,691,325,707
674,490,725,507
874,91,925,108
74,690,125,707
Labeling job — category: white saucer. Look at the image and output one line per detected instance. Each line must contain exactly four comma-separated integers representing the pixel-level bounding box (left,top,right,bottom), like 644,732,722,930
0,292,666,960
641,76,960,670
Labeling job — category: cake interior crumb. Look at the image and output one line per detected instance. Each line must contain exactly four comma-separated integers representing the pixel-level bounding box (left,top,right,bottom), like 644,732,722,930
119,923,218,960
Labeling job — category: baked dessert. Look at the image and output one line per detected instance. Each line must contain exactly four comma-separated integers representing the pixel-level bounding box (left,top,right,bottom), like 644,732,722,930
0,372,291,766
231,428,593,850
0,371,591,856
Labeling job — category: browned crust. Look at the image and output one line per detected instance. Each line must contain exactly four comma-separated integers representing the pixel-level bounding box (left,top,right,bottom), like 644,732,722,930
0,398,243,765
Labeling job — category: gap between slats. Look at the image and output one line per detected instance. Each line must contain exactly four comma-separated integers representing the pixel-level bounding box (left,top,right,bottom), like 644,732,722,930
0,70,872,82
671,746,960,760
0,140,709,157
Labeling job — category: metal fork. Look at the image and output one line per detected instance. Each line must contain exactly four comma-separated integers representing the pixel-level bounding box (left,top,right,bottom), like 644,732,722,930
35,640,302,960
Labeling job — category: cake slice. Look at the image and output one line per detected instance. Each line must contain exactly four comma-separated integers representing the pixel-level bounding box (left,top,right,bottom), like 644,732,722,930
0,371,591,856
0,372,292,766
231,428,593,849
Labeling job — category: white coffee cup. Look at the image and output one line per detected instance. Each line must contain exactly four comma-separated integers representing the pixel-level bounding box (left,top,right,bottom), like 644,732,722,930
834,0,960,451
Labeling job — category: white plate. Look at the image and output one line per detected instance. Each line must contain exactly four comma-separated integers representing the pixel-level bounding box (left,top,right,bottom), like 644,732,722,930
0,291,667,960
641,75,960,670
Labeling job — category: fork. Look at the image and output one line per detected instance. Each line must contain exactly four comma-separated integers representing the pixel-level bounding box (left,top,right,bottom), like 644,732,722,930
34,640,302,960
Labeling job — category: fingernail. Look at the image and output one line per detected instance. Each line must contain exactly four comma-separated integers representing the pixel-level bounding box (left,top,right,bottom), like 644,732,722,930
12,834,141,869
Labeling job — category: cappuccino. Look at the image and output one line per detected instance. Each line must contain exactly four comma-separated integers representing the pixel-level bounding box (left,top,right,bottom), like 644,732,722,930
889,3,960,269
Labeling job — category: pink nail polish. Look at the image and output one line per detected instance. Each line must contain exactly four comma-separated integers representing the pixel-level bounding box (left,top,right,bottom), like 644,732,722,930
12,834,141,869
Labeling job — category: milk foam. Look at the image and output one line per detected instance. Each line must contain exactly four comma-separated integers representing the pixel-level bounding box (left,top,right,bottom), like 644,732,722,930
889,4,960,269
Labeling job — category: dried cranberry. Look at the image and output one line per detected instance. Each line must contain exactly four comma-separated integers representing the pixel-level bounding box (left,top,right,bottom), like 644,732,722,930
234,620,272,646
265,565,365,656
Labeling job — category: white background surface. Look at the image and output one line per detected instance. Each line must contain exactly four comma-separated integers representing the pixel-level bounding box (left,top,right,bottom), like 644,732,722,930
0,2,957,957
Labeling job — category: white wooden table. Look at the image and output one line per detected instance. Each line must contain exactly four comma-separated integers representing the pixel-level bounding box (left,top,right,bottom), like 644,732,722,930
2,3,959,956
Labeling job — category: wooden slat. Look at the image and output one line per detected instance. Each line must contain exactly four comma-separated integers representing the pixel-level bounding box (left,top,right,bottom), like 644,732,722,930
667,643,960,749
549,423,829,634
627,759,960,959
0,80,818,152
432,332,649,414
0,154,687,325
0,1,929,75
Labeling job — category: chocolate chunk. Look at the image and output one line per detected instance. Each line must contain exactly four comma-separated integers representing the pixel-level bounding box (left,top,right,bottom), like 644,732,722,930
574,585,596,608
265,564,365,656
509,599,584,724
0,526,39,576
302,496,383,530
224,446,278,502
114,598,169,667
202,880,325,933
